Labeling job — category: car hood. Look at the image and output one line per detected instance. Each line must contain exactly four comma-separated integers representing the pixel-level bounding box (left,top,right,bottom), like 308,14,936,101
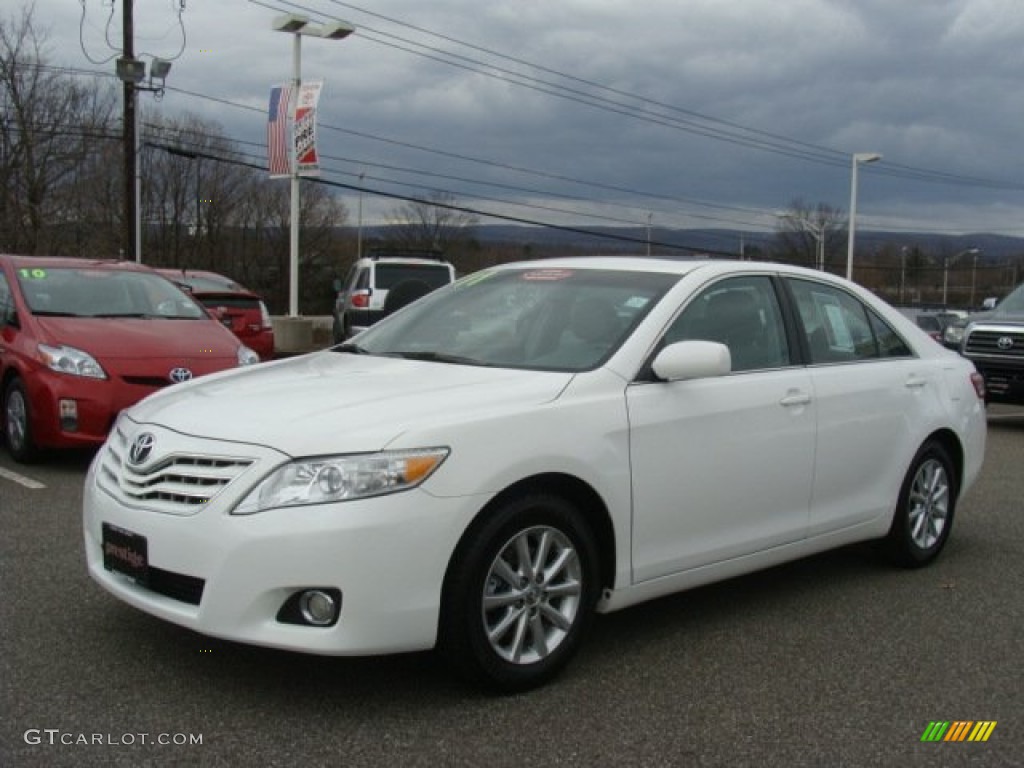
35,316,238,360
126,351,573,456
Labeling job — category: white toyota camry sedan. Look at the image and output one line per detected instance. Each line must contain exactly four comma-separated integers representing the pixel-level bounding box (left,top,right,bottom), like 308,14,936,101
83,257,987,691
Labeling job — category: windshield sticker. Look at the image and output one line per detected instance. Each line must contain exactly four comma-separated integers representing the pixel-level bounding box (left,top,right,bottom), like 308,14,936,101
624,296,650,309
456,270,494,289
522,269,573,282
18,268,48,280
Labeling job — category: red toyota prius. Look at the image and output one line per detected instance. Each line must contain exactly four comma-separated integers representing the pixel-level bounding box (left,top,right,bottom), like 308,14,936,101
0,255,259,462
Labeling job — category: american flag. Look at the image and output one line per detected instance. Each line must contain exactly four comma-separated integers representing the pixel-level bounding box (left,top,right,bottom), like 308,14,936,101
267,85,293,178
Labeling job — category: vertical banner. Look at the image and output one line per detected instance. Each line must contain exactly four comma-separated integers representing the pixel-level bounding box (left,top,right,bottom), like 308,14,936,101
267,85,293,178
294,80,324,176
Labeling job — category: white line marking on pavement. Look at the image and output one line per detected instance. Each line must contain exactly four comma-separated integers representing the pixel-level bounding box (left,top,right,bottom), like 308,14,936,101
0,466,46,489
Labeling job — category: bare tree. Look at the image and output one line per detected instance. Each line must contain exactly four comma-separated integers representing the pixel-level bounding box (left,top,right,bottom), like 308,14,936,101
384,191,479,260
0,6,118,254
774,198,847,271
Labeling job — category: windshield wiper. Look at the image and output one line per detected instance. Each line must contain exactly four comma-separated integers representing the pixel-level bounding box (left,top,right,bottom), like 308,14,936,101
390,350,493,367
88,312,158,319
30,310,80,317
334,341,370,354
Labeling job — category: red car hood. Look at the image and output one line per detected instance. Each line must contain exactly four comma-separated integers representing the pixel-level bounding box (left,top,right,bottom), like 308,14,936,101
35,316,238,361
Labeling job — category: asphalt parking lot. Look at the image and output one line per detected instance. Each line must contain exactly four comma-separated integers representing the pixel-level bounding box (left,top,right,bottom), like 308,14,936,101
2,409,1022,767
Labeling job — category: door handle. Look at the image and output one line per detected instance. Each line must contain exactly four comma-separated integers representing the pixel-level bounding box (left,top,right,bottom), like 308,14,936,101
779,391,811,407
905,376,928,390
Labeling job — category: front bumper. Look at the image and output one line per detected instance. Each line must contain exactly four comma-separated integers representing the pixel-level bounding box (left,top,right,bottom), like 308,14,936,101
971,362,1024,405
25,367,159,449
82,442,482,655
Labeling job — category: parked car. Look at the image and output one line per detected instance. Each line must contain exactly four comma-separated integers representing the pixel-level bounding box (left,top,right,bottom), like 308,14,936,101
943,281,1024,403
84,258,986,691
157,269,274,361
0,255,259,462
332,250,456,342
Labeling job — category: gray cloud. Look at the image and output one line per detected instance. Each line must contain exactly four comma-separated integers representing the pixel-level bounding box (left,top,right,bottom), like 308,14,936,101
23,0,1024,235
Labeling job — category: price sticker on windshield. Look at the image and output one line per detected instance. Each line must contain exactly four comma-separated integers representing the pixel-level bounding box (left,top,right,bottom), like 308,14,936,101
522,269,573,281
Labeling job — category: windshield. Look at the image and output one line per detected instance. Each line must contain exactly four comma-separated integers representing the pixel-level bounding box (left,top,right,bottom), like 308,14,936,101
995,283,1024,313
341,266,678,372
17,267,207,319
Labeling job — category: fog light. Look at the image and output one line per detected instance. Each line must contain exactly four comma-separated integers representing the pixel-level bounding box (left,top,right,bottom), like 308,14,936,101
59,399,78,431
299,590,338,626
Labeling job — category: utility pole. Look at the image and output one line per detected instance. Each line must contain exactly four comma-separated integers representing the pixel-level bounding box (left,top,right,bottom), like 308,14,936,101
122,0,137,261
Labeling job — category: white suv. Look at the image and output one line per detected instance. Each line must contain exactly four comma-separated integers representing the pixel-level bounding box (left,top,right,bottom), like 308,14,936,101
332,252,456,342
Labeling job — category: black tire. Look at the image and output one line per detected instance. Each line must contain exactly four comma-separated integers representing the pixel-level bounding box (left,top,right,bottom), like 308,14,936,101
439,493,600,693
4,378,38,463
885,440,957,568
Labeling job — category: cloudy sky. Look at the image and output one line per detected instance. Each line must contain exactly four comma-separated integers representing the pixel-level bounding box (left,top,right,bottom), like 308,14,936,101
20,0,1024,240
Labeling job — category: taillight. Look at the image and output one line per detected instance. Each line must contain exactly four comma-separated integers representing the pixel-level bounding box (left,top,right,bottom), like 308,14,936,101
970,372,985,399
351,290,370,309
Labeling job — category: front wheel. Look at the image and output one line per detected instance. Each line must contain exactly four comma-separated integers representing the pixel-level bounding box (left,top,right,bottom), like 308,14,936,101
4,378,38,463
439,493,600,692
885,440,957,568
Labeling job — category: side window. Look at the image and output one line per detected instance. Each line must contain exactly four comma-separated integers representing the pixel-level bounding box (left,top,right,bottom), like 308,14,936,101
354,268,370,291
661,275,790,372
788,279,910,363
869,310,913,358
341,264,358,291
0,272,12,323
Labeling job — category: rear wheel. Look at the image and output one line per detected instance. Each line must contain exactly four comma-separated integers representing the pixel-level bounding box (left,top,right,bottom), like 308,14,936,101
4,378,38,463
440,493,600,692
885,440,957,567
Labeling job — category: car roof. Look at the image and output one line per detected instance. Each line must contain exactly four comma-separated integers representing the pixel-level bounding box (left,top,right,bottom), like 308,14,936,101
488,256,789,277
155,268,256,296
1,254,157,273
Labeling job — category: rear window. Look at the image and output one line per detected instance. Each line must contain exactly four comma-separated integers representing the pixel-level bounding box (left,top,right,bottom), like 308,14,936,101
375,263,452,290
195,296,259,311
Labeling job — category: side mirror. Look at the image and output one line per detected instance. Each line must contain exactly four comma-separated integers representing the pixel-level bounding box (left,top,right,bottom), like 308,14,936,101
651,340,731,382
333,278,342,292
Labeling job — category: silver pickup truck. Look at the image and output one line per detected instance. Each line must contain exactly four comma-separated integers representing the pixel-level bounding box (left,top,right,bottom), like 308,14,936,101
944,282,1024,404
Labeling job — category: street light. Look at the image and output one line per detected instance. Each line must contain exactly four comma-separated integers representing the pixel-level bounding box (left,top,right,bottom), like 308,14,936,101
846,152,882,281
272,13,354,317
776,212,826,270
943,248,979,307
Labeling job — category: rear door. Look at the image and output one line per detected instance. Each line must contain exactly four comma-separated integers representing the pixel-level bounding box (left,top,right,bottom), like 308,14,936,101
785,277,929,535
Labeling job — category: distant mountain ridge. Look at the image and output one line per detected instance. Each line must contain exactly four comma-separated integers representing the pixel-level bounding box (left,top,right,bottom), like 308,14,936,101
363,225,1024,262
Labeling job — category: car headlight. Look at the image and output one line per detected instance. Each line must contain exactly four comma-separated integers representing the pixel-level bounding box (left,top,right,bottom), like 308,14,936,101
237,345,260,365
37,343,107,379
232,447,450,515
943,324,965,346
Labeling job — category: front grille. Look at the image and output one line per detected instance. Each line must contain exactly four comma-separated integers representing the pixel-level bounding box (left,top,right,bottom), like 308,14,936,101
964,328,1024,358
121,375,172,388
97,425,255,515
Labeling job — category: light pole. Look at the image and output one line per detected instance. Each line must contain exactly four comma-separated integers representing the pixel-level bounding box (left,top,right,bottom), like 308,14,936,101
357,171,365,260
846,152,882,281
272,13,354,317
942,247,979,307
970,250,980,309
899,246,908,304
777,212,826,270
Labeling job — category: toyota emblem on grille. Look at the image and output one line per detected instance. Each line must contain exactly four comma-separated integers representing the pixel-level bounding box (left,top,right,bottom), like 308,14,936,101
129,432,156,465
169,367,193,383
997,336,1015,351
